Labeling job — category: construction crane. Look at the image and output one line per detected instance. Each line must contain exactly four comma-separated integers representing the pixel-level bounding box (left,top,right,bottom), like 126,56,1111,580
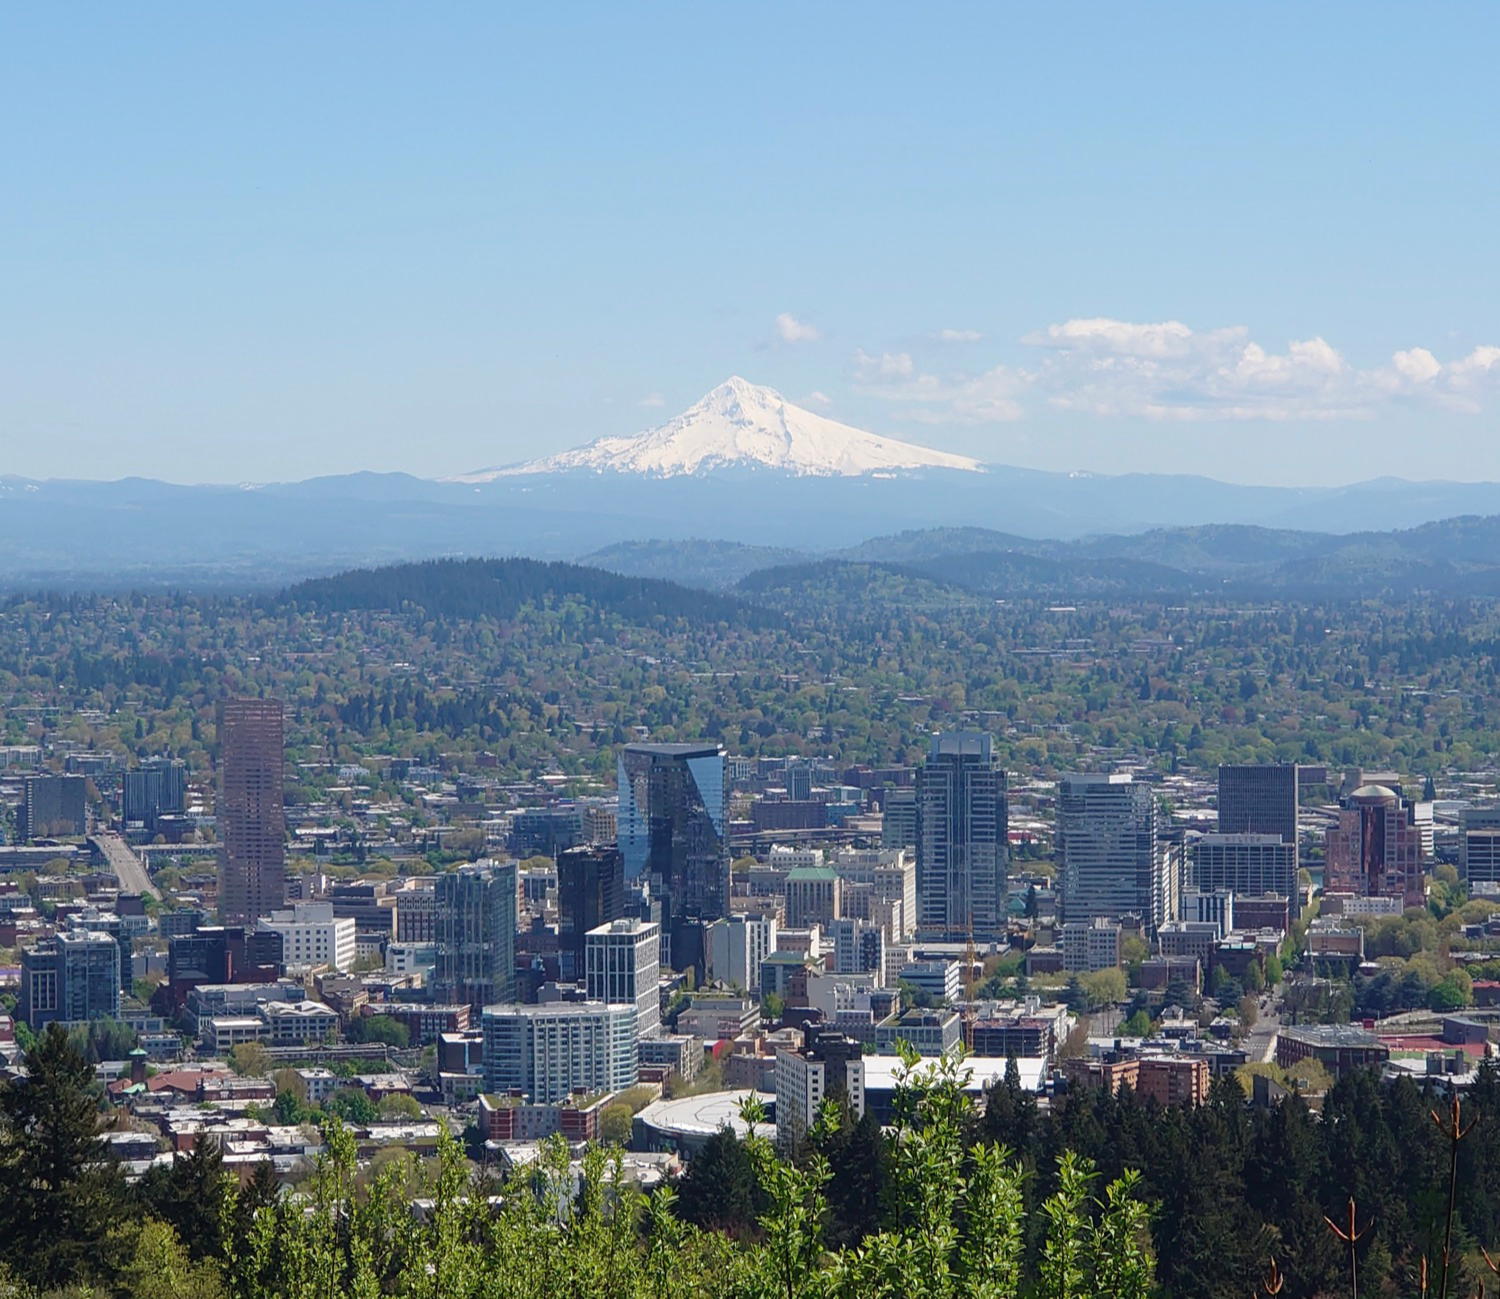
965,909,977,1001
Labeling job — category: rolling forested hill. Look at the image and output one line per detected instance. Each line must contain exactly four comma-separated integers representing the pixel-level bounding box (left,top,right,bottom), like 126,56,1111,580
273,557,774,629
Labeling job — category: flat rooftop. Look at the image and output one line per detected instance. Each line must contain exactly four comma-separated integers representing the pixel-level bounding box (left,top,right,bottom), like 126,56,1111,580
635,1089,760,1140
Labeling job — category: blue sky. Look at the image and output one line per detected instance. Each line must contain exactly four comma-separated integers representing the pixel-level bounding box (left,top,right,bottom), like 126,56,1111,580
3,4,1498,485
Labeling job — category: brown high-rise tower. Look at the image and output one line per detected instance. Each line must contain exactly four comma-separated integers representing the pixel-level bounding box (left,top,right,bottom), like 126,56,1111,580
218,698,286,924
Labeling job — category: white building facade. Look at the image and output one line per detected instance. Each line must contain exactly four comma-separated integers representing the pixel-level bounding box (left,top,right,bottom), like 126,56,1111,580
585,918,661,1041
481,1002,638,1103
256,902,357,973
706,913,777,994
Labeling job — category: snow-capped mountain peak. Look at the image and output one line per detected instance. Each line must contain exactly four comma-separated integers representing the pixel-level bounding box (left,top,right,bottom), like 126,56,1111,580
449,378,984,480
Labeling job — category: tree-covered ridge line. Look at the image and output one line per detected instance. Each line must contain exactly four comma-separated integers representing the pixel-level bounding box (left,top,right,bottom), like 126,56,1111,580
593,515,1500,599
270,556,778,631
5,588,1500,792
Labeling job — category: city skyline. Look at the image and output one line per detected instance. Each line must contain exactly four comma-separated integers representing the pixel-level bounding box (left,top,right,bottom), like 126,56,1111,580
4,6,1498,486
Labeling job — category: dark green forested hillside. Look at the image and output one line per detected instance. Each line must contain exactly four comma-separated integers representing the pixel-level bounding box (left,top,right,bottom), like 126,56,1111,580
272,556,775,630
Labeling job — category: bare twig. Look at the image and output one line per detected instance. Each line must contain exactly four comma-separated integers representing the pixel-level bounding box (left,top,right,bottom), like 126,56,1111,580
1324,1197,1370,1299
1261,1256,1284,1297
1432,1096,1477,1299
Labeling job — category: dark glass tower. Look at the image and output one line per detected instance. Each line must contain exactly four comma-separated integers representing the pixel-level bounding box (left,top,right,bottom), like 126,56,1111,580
557,843,625,982
915,732,1008,940
1217,764,1299,847
617,742,728,972
434,860,518,1011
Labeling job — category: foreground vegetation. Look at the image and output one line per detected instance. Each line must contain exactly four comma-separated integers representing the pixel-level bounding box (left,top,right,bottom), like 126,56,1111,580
6,1028,1500,1298
0,1030,1154,1299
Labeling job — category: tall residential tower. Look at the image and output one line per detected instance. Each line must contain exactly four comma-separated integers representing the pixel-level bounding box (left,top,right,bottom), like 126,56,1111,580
1057,774,1175,935
434,860,518,1011
915,732,1008,940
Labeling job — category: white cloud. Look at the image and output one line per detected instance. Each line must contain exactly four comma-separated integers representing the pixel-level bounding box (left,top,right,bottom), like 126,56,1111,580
1026,317,1214,359
638,392,666,409
936,328,983,344
806,390,832,406
1392,347,1441,383
853,349,916,382
854,316,1500,426
854,349,1025,423
1028,319,1368,421
774,312,821,344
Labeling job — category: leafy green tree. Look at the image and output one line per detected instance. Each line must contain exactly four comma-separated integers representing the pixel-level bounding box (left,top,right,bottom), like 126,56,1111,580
1429,971,1471,1010
324,1087,379,1126
135,1133,233,1260
1080,967,1126,1008
377,1093,423,1122
598,1101,633,1147
118,1218,226,1299
68,1016,139,1063
1284,1058,1333,1093
0,1023,128,1290
227,1041,272,1078
349,1014,410,1049
273,1089,310,1125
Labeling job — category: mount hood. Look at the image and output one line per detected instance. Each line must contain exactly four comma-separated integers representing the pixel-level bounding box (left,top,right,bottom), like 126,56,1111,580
450,377,984,480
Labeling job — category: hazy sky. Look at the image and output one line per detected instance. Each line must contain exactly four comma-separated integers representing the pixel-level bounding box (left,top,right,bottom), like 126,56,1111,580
4,5,1499,486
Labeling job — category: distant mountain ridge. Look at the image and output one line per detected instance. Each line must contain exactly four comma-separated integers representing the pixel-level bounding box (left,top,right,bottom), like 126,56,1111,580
13,444,1500,588
585,516,1500,601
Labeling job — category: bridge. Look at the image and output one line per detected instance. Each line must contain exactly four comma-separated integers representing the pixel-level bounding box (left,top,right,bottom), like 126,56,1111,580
89,832,161,900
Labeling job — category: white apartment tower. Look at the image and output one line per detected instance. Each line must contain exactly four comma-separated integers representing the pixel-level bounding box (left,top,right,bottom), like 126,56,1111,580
706,913,778,993
481,1002,638,1102
256,902,357,973
585,918,661,1041
830,847,916,942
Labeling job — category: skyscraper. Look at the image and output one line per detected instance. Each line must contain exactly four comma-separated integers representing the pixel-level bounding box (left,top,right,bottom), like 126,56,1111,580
915,732,1008,941
585,917,661,1040
880,787,917,850
122,757,187,831
1217,764,1299,849
557,844,625,983
1190,834,1299,915
217,699,285,925
1325,783,1425,909
19,930,121,1028
18,774,87,841
1460,807,1500,889
1058,774,1174,935
617,742,728,973
434,860,518,1011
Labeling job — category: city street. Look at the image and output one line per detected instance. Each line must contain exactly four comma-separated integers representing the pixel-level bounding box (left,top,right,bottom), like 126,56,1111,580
1244,996,1281,1064
90,831,160,900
